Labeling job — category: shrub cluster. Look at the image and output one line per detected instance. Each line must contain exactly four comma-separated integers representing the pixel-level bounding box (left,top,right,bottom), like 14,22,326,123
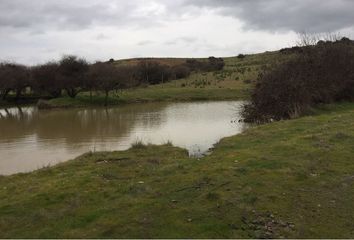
243,39,354,122
185,57,224,72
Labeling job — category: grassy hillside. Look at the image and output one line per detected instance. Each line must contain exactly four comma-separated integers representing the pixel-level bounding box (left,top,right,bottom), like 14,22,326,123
1,102,353,238
44,51,293,108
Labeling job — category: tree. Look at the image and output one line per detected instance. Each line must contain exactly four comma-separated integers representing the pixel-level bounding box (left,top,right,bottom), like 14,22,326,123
171,65,191,79
0,63,29,100
0,63,8,99
89,63,132,106
58,55,89,98
32,62,63,98
136,61,171,85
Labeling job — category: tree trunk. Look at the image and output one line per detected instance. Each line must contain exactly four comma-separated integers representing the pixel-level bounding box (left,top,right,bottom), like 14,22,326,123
104,91,109,107
66,88,78,98
50,89,62,98
1,89,10,100
15,88,22,101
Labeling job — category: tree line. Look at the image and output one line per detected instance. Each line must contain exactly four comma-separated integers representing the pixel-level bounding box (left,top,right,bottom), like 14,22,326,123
0,56,224,105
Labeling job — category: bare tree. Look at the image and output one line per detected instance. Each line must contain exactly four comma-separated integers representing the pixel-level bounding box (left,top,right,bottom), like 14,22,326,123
0,62,30,100
58,55,89,98
297,31,343,47
32,62,63,98
89,63,132,106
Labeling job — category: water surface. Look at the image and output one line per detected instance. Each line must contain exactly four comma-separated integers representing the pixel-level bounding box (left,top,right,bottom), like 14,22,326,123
0,101,246,175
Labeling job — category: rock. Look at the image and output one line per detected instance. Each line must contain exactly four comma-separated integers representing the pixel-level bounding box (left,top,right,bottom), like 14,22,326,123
288,223,295,229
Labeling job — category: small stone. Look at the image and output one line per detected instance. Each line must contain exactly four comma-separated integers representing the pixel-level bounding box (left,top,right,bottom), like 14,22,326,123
288,223,295,229
318,204,321,207
171,200,178,203
138,181,144,184
187,218,193,222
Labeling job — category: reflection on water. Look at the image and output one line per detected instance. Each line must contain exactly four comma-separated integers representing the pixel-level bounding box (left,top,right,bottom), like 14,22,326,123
0,101,246,175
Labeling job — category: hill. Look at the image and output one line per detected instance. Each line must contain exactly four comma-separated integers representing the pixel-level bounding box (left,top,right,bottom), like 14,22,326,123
45,50,294,108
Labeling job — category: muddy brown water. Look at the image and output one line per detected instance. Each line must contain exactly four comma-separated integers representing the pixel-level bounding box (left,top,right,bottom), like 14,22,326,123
0,101,246,175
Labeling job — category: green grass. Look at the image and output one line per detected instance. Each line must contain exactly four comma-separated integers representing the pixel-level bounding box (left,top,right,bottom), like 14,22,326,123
45,88,249,108
1,102,354,238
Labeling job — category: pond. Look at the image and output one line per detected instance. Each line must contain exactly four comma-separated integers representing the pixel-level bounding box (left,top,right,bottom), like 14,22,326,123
0,101,246,175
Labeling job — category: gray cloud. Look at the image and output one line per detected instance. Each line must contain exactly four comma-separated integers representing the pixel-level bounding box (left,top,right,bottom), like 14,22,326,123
0,0,168,31
187,0,354,32
0,0,353,64
1,0,353,33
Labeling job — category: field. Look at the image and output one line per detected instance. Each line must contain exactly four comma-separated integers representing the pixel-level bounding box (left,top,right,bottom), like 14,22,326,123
1,102,353,238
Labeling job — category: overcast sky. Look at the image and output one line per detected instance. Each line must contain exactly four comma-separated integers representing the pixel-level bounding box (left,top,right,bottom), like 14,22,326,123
1,0,354,65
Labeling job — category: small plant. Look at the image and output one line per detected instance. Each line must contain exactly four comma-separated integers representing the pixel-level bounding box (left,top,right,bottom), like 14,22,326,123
164,140,173,146
131,139,146,149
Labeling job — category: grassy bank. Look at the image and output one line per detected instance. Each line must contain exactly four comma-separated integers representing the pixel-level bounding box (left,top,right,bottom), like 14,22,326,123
45,87,249,108
1,103,353,238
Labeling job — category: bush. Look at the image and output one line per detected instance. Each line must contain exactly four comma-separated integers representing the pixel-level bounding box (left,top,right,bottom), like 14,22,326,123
172,65,191,79
242,40,354,123
136,61,171,85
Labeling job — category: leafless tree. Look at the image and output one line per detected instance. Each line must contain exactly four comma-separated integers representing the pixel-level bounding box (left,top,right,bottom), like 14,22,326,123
58,55,89,98
32,62,63,98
